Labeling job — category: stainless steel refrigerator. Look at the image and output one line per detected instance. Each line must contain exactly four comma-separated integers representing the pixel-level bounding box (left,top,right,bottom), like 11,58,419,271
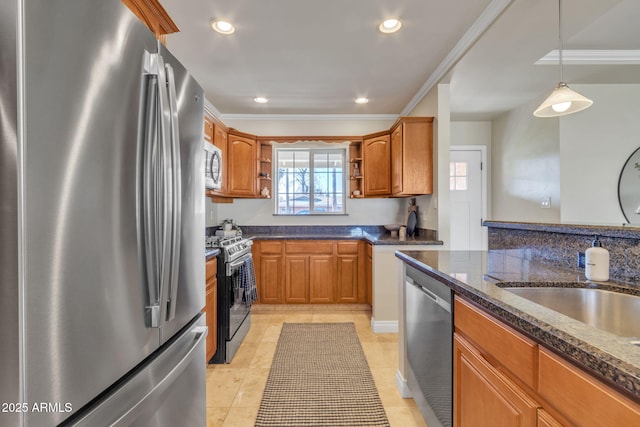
1,1,206,426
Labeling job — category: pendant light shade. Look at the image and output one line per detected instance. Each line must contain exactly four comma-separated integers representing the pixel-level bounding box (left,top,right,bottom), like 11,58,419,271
534,0,593,118
533,82,593,117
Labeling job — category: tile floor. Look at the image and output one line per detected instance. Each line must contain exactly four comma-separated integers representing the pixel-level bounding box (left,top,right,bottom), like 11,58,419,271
206,305,427,427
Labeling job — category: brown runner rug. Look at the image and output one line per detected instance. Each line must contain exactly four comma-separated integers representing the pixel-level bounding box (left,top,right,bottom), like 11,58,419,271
255,322,390,427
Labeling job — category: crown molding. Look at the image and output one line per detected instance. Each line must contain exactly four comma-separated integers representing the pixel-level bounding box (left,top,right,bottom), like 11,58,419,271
536,50,640,65
204,99,223,119
401,0,514,116
219,113,399,121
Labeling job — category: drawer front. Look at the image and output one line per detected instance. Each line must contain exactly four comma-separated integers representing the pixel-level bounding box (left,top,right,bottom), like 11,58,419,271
285,241,334,254
259,240,283,254
538,348,640,427
454,297,537,388
337,241,359,254
206,258,217,281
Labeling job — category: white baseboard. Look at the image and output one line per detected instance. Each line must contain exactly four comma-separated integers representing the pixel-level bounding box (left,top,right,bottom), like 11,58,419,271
395,370,412,398
370,318,398,333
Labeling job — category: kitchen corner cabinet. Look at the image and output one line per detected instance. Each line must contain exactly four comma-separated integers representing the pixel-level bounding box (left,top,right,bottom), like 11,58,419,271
454,296,640,427
121,0,179,44
253,240,366,304
227,131,257,197
349,141,364,198
362,132,391,197
391,117,433,196
205,257,218,362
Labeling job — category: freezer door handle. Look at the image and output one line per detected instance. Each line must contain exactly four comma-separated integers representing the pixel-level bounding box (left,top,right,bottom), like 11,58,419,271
164,62,182,322
111,326,207,426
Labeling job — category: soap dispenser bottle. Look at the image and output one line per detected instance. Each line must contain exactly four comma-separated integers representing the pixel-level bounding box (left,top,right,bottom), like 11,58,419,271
585,234,609,281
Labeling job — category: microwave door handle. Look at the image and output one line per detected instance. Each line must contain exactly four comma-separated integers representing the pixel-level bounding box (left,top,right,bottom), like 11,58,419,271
164,62,182,322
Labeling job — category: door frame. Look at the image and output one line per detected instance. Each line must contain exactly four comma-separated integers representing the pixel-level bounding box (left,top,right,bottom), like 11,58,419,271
450,146,488,250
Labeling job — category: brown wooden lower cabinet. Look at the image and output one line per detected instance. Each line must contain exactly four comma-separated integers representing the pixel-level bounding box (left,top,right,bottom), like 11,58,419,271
454,295,640,426
454,334,539,427
205,257,217,362
252,239,368,304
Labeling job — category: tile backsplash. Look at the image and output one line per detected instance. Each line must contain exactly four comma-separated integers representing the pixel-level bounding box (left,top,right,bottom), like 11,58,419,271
486,221,640,285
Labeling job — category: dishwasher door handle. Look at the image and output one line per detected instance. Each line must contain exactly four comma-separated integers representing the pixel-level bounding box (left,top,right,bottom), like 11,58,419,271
406,279,452,313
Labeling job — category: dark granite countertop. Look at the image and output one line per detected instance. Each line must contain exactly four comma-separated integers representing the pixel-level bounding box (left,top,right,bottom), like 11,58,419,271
484,219,640,239
396,250,640,401
205,248,220,260
241,225,443,246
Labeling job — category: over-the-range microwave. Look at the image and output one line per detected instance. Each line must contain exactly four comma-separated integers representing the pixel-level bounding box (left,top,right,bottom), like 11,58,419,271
204,140,222,190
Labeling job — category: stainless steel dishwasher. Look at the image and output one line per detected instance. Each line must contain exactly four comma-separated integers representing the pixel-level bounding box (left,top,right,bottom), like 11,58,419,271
405,265,453,427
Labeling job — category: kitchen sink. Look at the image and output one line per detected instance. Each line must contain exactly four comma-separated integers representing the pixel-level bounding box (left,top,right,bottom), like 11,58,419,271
502,286,640,339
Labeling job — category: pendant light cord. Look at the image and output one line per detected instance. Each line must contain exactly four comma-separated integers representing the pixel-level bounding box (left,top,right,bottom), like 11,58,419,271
558,0,564,83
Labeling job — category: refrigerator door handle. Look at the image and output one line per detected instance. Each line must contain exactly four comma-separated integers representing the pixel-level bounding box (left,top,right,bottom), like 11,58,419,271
141,51,171,328
164,62,182,322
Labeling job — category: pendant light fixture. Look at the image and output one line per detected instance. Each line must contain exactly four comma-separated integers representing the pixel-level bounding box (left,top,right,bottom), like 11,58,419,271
534,0,593,117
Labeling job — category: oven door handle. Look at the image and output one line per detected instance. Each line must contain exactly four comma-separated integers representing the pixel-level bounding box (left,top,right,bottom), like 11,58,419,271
226,253,252,276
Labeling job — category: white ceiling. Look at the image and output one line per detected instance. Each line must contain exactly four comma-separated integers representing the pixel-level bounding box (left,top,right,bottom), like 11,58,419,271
161,0,640,121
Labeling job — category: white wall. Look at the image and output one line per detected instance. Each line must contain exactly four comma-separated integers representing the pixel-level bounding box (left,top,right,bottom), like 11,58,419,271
491,97,561,222
560,84,640,225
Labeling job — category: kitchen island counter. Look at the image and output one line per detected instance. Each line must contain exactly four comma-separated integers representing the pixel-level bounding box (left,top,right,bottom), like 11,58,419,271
396,250,640,401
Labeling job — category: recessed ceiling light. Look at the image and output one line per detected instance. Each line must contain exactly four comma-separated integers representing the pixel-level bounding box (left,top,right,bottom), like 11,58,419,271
254,97,268,104
210,20,235,35
379,18,402,34
355,97,369,104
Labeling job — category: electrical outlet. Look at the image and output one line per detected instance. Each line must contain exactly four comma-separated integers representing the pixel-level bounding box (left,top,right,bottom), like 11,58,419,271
541,196,551,209
577,251,585,269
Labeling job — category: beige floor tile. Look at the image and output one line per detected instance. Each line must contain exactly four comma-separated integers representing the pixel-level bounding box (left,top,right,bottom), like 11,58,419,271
206,368,247,407
222,406,259,427
208,311,423,426
362,341,399,369
273,304,314,311
249,341,278,368
206,407,228,427
231,368,270,408
385,405,428,427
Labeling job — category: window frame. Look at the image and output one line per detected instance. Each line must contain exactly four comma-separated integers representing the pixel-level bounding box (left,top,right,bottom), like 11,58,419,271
274,146,347,216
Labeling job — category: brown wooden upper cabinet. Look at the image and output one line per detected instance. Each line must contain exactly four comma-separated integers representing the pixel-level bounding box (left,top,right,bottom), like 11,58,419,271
391,117,433,196
227,131,258,197
212,121,228,196
121,0,179,44
362,132,391,197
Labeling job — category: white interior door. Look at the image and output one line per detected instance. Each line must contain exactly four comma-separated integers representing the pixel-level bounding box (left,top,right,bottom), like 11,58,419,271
450,149,485,250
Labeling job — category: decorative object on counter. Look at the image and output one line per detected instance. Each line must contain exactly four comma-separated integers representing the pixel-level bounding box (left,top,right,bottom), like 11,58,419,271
399,226,407,241
216,219,242,237
261,186,270,198
585,234,610,281
407,198,418,237
384,224,402,237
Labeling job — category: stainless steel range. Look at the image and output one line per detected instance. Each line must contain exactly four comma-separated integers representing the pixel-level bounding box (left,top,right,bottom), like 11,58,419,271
207,236,256,363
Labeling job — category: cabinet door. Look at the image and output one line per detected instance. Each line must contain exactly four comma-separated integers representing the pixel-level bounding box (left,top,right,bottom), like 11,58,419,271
363,134,391,196
205,279,217,362
204,116,214,142
454,334,539,427
213,124,228,195
259,255,283,304
285,256,309,303
227,133,257,197
391,124,403,194
309,255,334,303
336,255,358,303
